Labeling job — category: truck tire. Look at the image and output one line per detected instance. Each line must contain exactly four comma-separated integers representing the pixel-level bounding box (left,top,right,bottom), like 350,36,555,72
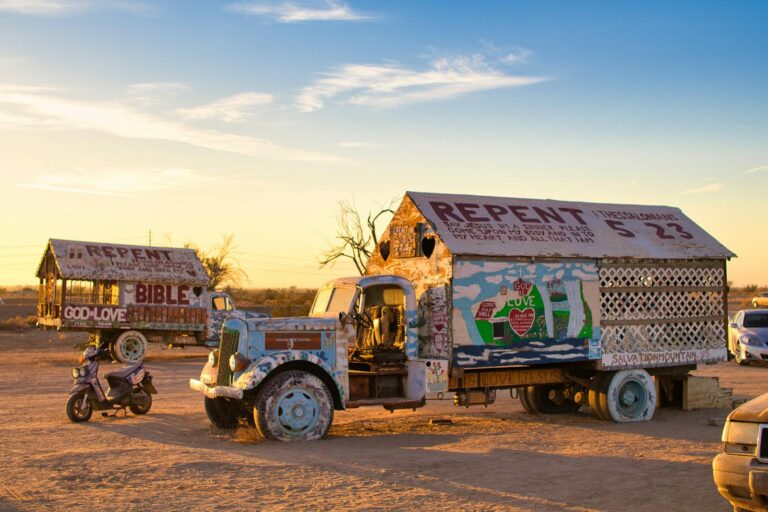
603,369,656,422
111,330,148,363
204,397,240,428
253,370,334,442
518,387,539,414
524,385,581,414
589,373,611,421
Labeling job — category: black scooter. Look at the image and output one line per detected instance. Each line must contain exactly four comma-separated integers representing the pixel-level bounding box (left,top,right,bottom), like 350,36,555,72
66,346,157,423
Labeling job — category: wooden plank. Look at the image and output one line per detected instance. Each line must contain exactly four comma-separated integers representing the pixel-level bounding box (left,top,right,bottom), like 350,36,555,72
602,316,723,326
449,367,564,390
599,286,725,293
683,376,733,411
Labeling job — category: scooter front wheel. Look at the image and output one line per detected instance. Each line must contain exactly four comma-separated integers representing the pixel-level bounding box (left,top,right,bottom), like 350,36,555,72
66,392,93,423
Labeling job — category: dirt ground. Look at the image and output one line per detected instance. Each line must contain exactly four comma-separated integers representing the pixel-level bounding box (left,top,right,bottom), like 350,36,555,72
0,328,761,512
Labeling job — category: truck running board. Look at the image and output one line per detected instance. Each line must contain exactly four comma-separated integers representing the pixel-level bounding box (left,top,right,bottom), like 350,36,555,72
346,397,426,411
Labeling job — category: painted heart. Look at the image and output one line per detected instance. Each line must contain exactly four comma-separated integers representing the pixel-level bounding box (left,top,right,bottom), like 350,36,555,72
379,240,391,261
509,308,535,337
513,278,532,297
421,236,436,258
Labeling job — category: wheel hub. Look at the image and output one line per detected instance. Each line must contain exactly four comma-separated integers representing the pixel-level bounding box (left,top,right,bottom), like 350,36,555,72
276,388,318,432
618,380,646,416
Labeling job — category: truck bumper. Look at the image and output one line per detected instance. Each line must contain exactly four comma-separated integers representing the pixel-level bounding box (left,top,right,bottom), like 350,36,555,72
713,452,768,511
189,379,243,400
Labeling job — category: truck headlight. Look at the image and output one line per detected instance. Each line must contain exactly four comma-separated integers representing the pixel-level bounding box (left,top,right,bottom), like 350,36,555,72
208,351,218,367
229,352,250,372
722,419,759,456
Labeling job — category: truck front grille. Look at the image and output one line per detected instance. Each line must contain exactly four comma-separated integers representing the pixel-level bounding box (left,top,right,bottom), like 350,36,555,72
216,330,239,386
758,425,768,463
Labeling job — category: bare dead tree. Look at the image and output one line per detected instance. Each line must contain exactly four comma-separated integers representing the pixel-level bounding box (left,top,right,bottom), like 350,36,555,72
319,198,398,275
186,234,248,290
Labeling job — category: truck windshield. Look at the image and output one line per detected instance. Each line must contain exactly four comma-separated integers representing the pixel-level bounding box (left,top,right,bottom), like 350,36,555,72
744,313,768,328
310,287,356,316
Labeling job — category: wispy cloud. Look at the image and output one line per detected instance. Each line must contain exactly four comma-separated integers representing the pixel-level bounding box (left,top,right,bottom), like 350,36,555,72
0,85,343,162
177,92,274,122
745,164,768,174
682,182,723,195
338,141,385,148
127,82,188,106
17,167,210,197
226,0,373,23
0,0,152,16
296,52,547,112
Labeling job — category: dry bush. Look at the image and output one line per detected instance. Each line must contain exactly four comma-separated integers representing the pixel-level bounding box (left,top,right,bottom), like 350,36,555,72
0,315,36,331
228,287,317,317
233,426,262,444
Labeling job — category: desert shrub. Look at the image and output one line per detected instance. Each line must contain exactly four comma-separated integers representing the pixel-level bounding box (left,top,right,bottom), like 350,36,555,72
744,284,759,294
0,315,36,331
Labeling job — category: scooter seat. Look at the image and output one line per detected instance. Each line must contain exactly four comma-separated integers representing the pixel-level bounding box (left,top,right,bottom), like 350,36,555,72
105,360,143,379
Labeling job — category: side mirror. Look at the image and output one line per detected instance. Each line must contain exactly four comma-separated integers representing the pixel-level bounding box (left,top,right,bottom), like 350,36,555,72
730,322,738,329
338,312,347,324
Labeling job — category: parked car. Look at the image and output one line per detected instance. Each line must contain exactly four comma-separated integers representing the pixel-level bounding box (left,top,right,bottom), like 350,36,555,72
713,392,768,510
729,310,768,365
753,292,768,309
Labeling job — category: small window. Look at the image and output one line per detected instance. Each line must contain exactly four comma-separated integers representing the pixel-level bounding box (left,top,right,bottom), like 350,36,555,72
212,296,227,311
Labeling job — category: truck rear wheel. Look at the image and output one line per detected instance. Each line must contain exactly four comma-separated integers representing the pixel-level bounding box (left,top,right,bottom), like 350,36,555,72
589,373,611,421
253,370,334,442
522,385,580,414
603,369,656,422
111,330,148,363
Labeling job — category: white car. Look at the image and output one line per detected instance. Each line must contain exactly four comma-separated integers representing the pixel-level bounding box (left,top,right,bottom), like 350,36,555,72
729,309,768,365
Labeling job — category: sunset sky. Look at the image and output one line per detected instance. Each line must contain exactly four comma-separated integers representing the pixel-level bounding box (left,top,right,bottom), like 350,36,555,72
0,1,766,288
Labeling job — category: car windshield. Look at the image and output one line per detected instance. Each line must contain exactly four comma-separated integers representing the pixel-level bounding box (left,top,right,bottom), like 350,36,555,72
310,287,356,316
744,313,768,328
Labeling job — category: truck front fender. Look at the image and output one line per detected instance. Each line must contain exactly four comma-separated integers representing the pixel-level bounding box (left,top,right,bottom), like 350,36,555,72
232,351,345,410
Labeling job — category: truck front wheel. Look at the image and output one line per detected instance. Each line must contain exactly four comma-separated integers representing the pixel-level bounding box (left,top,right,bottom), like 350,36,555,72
253,370,334,442
204,397,240,429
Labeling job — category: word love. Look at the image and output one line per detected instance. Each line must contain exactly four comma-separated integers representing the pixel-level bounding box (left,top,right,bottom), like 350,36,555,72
63,306,127,323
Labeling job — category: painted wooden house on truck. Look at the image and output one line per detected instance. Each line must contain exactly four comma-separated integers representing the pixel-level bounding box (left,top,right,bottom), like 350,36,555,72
36,239,263,362
366,192,734,420
190,191,733,441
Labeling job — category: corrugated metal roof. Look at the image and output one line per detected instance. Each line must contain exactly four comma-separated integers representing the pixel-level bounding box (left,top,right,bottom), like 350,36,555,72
36,239,210,285
407,191,735,260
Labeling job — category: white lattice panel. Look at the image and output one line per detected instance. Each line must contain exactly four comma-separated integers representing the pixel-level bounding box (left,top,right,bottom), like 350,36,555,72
600,265,724,288
601,321,725,353
599,263,726,356
601,290,723,321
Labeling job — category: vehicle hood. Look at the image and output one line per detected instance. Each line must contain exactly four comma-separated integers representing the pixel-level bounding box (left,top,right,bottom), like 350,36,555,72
229,310,269,320
731,392,768,423
245,316,336,331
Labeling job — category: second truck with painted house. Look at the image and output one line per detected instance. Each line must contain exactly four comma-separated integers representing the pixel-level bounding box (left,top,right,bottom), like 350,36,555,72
190,191,734,441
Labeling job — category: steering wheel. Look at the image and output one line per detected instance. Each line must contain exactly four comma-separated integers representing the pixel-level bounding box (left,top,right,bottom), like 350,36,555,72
352,311,374,329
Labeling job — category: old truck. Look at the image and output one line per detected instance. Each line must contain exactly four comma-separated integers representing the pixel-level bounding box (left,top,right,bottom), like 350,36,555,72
36,239,266,362
189,192,734,441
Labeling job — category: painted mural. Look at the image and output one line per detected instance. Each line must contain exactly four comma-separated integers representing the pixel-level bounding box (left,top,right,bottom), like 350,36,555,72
452,259,602,368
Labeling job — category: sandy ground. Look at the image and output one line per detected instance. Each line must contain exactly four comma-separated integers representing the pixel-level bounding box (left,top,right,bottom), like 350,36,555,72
0,329,760,512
